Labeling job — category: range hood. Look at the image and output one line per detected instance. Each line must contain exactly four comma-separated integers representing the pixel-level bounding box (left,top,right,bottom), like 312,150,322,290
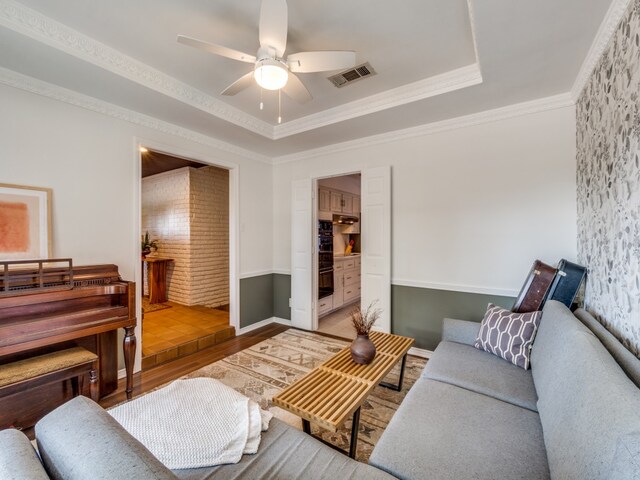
333,214,359,225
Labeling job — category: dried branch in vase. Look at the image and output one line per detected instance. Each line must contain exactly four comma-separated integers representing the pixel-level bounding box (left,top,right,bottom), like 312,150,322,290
350,300,382,336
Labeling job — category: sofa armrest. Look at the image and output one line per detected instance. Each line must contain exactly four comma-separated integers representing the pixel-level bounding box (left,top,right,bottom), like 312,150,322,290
35,396,178,480
0,429,50,480
442,318,481,346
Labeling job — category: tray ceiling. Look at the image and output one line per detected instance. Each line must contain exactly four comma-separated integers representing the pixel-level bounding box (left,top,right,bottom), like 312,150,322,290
0,0,616,159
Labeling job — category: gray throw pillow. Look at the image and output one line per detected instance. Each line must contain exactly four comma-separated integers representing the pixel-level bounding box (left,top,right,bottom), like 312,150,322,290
474,303,542,369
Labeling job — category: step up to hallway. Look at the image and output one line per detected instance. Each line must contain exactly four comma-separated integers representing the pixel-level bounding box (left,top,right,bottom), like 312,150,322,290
142,324,235,370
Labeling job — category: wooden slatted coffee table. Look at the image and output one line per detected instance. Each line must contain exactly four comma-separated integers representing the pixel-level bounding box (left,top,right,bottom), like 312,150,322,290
272,331,414,458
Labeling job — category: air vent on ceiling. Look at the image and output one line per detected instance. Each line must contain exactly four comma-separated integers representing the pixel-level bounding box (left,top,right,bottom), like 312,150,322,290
328,62,376,88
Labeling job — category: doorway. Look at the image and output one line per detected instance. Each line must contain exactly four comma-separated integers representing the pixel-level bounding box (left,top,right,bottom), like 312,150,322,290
316,174,362,338
290,165,391,336
138,148,235,369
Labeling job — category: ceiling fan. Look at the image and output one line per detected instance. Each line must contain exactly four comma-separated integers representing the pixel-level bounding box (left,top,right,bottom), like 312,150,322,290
177,0,356,107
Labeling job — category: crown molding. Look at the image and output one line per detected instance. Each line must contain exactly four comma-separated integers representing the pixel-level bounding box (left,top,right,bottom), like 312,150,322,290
273,63,483,139
0,0,485,140
0,0,274,138
273,92,574,164
0,67,272,164
466,0,482,72
570,0,632,101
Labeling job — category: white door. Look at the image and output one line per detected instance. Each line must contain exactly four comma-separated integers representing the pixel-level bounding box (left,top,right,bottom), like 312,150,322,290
361,166,391,333
291,179,314,329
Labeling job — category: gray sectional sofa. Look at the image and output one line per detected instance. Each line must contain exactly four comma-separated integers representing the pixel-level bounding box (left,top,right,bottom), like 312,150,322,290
2,300,639,479
369,300,640,479
0,395,393,480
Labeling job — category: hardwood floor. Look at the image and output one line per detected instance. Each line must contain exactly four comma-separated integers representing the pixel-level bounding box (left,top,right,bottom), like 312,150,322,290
142,302,231,357
141,302,236,370
100,322,290,409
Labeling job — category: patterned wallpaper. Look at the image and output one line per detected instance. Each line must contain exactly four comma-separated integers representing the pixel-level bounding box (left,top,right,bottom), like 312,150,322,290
576,0,640,355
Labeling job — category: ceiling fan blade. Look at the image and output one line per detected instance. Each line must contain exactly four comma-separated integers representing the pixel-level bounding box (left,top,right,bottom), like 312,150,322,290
221,72,255,96
259,0,288,57
177,35,256,63
287,51,356,73
282,73,312,104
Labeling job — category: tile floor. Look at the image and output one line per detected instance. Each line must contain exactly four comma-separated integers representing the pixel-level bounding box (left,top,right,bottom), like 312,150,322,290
142,301,233,369
317,303,358,339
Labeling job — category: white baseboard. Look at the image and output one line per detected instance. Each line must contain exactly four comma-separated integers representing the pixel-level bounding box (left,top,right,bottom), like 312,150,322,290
408,347,433,359
117,368,126,380
273,317,292,326
238,317,293,335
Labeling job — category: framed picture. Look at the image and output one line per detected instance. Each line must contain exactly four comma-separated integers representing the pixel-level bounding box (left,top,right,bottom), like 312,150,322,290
0,183,52,260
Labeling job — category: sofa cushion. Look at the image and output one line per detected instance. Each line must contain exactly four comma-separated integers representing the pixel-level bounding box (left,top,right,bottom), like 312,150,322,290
474,303,541,369
173,418,395,480
369,378,549,480
442,318,481,346
35,396,178,480
0,429,50,480
531,301,640,480
422,340,538,411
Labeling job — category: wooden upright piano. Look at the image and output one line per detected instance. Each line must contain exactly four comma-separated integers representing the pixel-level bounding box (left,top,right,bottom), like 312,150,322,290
0,260,136,428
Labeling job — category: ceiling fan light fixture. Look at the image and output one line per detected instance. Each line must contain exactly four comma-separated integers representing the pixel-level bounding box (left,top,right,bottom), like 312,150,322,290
254,58,288,90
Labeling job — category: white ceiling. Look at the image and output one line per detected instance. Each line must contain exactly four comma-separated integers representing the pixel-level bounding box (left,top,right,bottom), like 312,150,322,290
0,0,615,159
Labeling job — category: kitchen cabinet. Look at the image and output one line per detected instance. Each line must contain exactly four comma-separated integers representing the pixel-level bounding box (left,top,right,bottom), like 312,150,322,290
331,191,357,214
330,192,342,212
333,270,344,309
344,269,359,287
343,284,361,303
319,186,361,216
318,295,333,316
342,194,354,214
321,256,360,317
319,188,331,213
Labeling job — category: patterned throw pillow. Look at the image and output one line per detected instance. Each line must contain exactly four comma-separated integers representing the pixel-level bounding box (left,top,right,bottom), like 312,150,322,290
474,303,542,370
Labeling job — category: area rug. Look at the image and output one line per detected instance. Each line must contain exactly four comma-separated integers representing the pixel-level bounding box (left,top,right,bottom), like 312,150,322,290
182,329,427,463
141,296,172,313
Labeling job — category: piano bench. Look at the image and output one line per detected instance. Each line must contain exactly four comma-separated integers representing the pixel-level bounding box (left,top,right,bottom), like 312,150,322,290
0,347,99,402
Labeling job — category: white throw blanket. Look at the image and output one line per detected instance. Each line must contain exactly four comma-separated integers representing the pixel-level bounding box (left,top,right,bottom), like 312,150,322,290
108,378,272,469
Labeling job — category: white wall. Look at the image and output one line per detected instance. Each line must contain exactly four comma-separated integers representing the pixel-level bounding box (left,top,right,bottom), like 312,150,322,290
273,106,577,295
0,83,273,368
0,84,272,279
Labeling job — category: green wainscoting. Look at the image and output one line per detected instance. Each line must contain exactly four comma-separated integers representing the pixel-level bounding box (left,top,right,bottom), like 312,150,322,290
391,285,515,350
273,273,292,320
239,274,274,328
266,274,515,350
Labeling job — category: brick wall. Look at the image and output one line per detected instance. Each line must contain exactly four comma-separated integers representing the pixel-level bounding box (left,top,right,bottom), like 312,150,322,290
141,165,229,307
189,166,229,307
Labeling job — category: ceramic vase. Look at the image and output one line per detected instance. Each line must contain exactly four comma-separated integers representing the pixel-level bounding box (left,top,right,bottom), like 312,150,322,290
350,333,376,364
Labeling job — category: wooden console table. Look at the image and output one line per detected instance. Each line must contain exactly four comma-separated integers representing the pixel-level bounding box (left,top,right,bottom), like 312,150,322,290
143,257,173,304
272,331,414,458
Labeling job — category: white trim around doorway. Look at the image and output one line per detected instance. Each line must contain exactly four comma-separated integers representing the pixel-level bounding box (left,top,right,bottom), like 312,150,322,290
297,164,366,333
132,136,241,374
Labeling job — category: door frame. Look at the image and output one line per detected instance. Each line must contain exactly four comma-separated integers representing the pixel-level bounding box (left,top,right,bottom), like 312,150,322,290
133,137,240,373
291,164,391,333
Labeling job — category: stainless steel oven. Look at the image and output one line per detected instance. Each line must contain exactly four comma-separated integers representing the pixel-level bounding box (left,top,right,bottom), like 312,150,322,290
318,267,334,300
318,220,334,299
